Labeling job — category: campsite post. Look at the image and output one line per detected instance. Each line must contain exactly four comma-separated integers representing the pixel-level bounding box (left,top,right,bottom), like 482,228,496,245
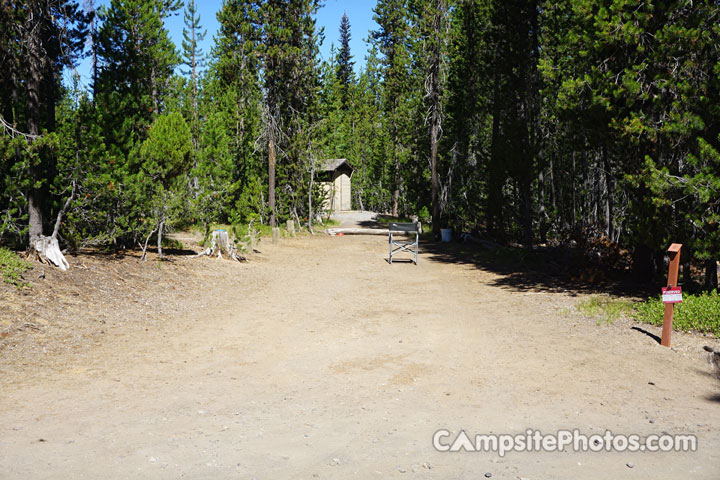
661,243,682,347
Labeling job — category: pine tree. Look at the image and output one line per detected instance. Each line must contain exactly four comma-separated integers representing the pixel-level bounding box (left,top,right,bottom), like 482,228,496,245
540,0,720,283
210,0,263,221
413,0,450,235
258,0,322,228
0,1,90,246
486,0,541,243
350,46,391,213
371,0,414,216
137,112,193,259
181,0,206,129
92,0,181,249
336,12,354,110
443,0,492,231
95,0,181,156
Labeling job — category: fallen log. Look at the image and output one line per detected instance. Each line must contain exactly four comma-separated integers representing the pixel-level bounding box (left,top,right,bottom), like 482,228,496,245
325,227,406,236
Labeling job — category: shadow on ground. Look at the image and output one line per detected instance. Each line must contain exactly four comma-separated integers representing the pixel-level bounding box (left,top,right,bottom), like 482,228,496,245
68,246,197,260
631,326,661,344
419,239,655,298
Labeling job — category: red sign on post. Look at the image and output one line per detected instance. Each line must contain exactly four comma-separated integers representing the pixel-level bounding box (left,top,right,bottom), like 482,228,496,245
661,243,682,347
661,286,683,304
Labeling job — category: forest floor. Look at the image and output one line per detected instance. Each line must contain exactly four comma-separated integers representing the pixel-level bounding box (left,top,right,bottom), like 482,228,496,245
1,213,719,479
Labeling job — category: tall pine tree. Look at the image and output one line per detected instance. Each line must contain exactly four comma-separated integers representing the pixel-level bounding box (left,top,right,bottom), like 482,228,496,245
336,12,354,111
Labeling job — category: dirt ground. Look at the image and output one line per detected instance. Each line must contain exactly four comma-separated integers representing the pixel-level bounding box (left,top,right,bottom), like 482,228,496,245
1,218,719,479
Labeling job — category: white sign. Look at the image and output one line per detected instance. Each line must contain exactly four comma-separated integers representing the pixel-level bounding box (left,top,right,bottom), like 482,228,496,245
661,287,682,304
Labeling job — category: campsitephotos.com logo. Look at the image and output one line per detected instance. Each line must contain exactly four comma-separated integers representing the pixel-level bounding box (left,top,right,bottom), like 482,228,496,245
433,429,697,457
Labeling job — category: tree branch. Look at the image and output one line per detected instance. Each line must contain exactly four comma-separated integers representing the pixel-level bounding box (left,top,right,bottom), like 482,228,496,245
52,180,76,239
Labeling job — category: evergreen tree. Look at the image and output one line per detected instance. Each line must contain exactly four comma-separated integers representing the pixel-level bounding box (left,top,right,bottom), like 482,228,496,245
0,1,90,246
413,0,450,235
371,0,414,216
137,112,193,258
181,0,207,129
210,0,263,221
443,0,492,231
95,0,181,157
336,12,354,110
258,0,322,228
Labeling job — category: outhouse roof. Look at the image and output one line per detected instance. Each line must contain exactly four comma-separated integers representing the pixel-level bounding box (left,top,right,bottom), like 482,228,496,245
321,158,353,172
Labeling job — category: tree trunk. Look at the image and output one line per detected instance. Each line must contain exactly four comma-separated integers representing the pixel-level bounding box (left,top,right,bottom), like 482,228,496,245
156,220,165,258
519,174,533,246
307,162,314,232
602,146,614,240
427,4,443,236
268,128,277,228
430,116,440,236
538,168,547,244
25,0,44,246
151,65,158,113
705,259,719,291
392,118,400,217
592,151,599,226
571,151,577,229
487,72,504,238
191,24,198,127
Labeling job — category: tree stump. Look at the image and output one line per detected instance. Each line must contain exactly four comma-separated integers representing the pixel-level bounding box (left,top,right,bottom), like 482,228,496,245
193,230,245,261
33,235,70,271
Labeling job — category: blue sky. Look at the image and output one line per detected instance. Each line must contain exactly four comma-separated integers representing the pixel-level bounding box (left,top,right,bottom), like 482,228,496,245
72,0,379,86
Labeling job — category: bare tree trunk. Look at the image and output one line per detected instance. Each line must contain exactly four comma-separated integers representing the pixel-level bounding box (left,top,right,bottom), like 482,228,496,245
602,146,614,240
140,225,158,262
426,1,445,236
357,188,364,211
392,118,400,217
156,220,165,259
429,82,440,236
538,168,547,244
268,128,277,228
705,259,719,291
549,156,556,214
151,65,158,113
592,151,599,226
307,162,314,233
191,24,198,127
571,151,577,229
487,72,504,238
519,174,533,246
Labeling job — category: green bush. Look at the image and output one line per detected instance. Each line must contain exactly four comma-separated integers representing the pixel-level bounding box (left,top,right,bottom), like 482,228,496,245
0,247,32,288
418,206,431,223
375,215,412,225
633,290,720,336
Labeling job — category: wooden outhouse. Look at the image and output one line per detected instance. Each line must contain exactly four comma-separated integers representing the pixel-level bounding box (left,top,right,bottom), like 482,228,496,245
319,158,353,213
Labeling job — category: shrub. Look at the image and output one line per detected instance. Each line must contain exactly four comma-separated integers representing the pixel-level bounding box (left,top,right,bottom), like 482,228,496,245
633,290,720,336
0,247,32,288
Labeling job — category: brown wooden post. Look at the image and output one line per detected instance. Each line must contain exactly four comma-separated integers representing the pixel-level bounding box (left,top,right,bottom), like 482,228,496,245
661,243,682,347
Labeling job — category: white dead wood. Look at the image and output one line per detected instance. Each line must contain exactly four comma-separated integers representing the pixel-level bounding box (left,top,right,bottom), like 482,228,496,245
33,235,70,271
139,224,158,262
325,222,423,237
193,230,246,262
32,182,75,271
325,228,390,236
